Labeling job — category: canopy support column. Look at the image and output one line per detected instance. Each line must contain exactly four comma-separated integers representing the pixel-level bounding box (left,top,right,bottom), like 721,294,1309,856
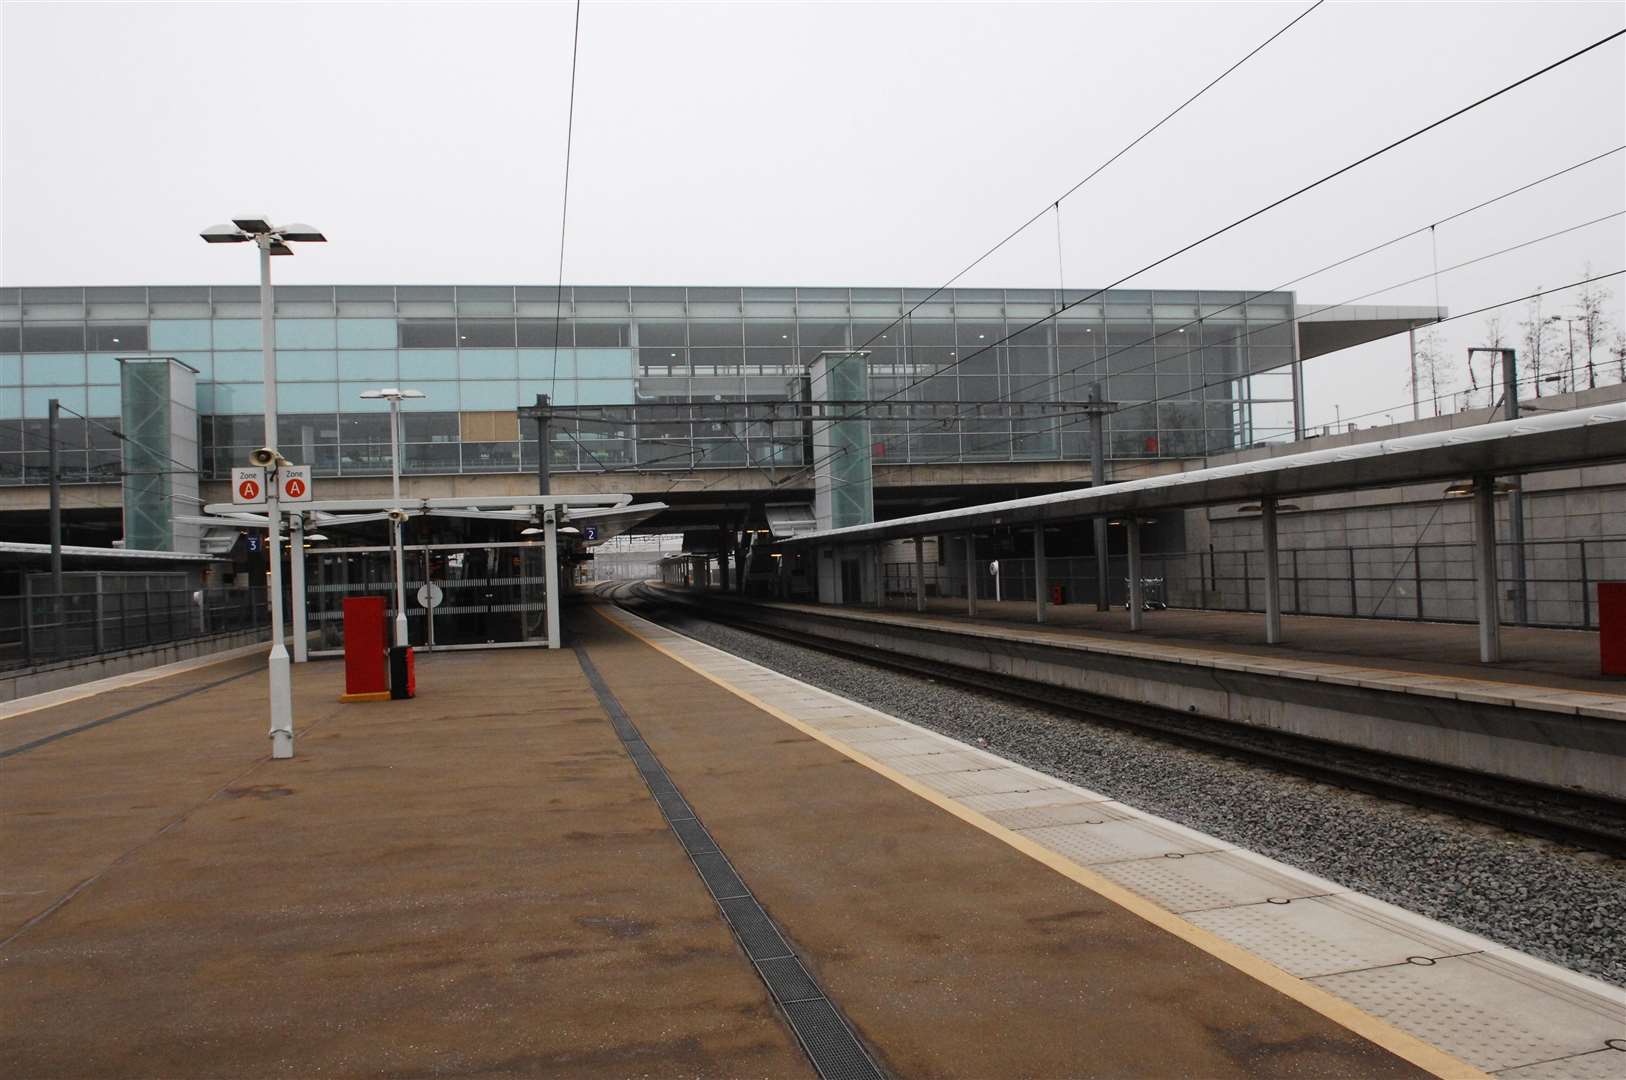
544,507,561,649
914,536,926,613
1262,496,1283,645
290,513,309,663
965,532,977,619
1033,527,1048,625
1473,475,1503,663
1126,518,1144,632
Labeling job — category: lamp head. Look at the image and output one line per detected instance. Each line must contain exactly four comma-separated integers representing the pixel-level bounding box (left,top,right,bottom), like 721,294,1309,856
200,223,251,244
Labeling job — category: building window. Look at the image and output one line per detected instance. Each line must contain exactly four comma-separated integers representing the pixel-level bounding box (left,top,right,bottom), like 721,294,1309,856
20,324,86,353
399,319,456,348
86,324,148,351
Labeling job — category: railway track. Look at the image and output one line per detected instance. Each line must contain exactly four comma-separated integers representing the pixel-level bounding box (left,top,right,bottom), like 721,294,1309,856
598,580,1626,857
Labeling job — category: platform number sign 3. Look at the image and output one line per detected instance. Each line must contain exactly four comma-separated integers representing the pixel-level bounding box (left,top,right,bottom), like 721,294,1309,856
232,467,268,506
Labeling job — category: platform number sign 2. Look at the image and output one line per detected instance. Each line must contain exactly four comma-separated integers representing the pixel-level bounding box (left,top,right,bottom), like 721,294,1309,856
583,525,598,542
232,467,268,506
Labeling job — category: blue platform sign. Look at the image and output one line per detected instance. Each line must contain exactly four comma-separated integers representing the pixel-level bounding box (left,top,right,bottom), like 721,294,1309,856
245,532,262,553
584,525,599,542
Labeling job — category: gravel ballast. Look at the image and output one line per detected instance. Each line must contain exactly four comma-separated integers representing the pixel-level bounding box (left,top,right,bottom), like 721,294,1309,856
648,607,1626,988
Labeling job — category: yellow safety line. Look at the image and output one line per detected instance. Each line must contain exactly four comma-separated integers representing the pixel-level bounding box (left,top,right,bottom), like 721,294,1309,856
596,604,1491,1080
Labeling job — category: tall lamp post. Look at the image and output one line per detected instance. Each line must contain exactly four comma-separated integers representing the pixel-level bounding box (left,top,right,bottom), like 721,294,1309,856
201,216,326,760
360,388,425,647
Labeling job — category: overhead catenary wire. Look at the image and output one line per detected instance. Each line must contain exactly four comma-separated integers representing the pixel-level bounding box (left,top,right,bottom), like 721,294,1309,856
766,212,1623,491
820,26,1626,418
802,0,1328,400
547,0,585,407
883,224,1625,475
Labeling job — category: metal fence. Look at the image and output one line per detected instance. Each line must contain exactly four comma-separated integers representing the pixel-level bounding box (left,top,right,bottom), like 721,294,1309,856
0,585,271,672
884,536,1624,630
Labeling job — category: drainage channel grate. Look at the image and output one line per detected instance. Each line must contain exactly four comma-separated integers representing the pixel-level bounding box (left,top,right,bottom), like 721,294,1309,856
573,643,883,1080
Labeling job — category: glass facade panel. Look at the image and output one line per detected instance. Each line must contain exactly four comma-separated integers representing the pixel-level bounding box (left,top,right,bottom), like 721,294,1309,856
400,348,458,379
24,355,86,385
460,349,517,379
213,320,261,349
0,285,1301,485
276,319,337,349
338,350,397,381
336,318,398,348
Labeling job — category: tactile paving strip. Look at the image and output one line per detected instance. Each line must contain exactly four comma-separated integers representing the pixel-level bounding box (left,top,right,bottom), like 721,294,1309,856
573,644,882,1080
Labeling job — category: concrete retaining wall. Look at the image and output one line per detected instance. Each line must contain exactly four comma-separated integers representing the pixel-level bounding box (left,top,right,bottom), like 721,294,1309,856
0,629,270,703
681,596,1626,802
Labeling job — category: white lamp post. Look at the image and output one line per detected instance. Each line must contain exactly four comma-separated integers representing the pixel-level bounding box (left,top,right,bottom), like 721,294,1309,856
359,387,425,647
201,216,325,760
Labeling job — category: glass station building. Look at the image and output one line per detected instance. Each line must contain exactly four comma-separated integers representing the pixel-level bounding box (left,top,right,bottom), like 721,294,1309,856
0,285,1302,487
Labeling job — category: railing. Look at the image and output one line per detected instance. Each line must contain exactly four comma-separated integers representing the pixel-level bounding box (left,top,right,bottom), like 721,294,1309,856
882,536,1623,630
0,587,271,672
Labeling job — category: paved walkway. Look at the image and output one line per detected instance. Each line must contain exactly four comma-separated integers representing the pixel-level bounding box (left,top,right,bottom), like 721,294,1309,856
1,613,1453,1078
1,646,802,1078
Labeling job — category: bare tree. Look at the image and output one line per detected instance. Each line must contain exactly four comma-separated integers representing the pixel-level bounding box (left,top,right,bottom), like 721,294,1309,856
1572,272,1614,390
1465,313,1507,409
1403,328,1454,415
1614,328,1626,384
1519,292,1561,397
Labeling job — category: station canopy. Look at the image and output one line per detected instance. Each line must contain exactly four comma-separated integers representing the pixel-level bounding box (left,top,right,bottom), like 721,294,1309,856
781,403,1626,546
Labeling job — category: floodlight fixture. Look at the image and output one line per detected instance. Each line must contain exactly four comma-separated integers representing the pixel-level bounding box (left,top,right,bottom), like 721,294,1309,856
201,223,251,243
521,526,545,535
277,223,327,243
304,532,329,542
232,215,275,233
268,241,295,256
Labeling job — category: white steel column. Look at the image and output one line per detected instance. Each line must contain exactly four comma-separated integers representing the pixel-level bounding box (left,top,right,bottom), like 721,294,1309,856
965,532,978,618
544,506,561,649
1033,527,1048,625
914,536,926,612
1126,519,1144,632
258,237,293,760
872,544,884,608
388,398,409,648
290,513,308,663
1472,476,1503,663
1261,496,1282,645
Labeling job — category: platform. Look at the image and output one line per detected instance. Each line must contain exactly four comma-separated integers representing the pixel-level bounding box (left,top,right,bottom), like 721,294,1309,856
794,592,1621,693
0,601,1619,1077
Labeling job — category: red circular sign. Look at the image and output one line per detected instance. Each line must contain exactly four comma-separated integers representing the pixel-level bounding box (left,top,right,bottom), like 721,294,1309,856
238,479,260,501
285,478,306,498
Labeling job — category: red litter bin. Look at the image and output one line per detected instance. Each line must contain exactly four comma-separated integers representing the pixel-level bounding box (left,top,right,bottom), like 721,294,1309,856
340,596,390,701
1050,583,1066,606
1599,583,1626,675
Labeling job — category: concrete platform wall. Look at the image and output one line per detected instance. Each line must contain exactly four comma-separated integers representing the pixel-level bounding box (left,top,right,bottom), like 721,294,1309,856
689,597,1626,801
0,628,269,703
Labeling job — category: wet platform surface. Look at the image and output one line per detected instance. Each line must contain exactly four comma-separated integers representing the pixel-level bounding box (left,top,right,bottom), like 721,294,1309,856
7,599,1606,1077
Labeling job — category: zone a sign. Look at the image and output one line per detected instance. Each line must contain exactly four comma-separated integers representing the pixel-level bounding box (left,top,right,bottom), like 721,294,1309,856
280,465,312,503
232,467,267,506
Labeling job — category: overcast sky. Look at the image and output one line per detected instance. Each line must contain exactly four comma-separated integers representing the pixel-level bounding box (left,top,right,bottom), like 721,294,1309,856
3,0,1623,431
